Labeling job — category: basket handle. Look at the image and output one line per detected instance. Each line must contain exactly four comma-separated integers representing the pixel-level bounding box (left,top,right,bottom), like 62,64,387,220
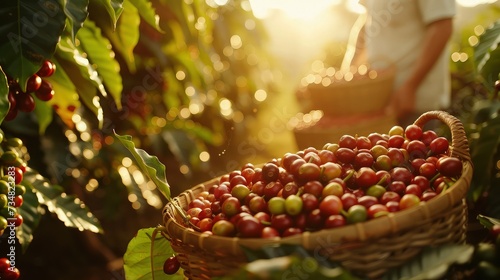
413,111,471,162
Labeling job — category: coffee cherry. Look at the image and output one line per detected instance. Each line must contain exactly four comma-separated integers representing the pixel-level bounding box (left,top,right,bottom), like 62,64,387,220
15,92,35,112
261,163,279,183
436,156,462,178
4,107,18,121
1,266,20,280
181,125,459,237
37,60,56,77
0,258,10,271
13,214,23,227
34,80,55,101
404,124,423,140
163,256,180,275
25,74,42,93
212,220,235,237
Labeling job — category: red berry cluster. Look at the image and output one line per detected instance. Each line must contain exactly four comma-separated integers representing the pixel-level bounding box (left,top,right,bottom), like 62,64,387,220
5,60,56,121
182,124,463,238
0,258,19,280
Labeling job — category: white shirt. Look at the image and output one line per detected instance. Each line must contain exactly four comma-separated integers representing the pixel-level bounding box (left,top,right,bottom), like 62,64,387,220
359,0,456,112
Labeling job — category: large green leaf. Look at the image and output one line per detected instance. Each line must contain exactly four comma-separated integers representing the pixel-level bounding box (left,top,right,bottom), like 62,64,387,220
128,0,162,32
23,168,103,233
44,57,81,128
114,133,171,200
17,183,42,253
110,0,140,72
0,68,10,123
479,47,500,91
474,20,500,91
55,37,104,125
93,0,124,28
33,97,53,134
61,0,89,41
475,20,500,73
77,19,122,109
0,0,66,90
383,244,474,280
123,227,183,280
469,114,500,201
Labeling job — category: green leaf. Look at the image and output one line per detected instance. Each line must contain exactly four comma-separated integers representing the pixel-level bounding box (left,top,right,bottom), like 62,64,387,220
100,1,139,72
55,37,104,126
33,97,53,134
123,227,183,280
93,0,124,29
77,19,122,109
0,0,66,90
479,47,500,92
475,20,500,73
23,168,103,233
17,183,42,253
114,132,171,200
61,0,89,41
128,0,162,32
383,244,474,280
44,57,81,128
478,214,500,229
469,114,500,200
474,20,500,92
108,0,140,72
0,68,10,123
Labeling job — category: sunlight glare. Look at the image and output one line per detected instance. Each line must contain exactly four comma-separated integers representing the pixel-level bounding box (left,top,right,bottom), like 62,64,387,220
214,0,229,6
249,0,342,20
456,0,497,7
346,0,365,14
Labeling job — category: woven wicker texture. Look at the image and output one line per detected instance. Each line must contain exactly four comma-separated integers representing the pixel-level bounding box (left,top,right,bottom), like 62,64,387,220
305,66,395,116
163,110,473,280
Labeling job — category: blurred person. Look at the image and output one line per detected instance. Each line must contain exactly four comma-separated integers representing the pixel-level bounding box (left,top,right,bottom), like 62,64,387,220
346,0,455,126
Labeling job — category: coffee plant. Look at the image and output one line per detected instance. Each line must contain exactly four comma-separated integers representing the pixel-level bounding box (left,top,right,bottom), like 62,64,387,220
0,0,274,278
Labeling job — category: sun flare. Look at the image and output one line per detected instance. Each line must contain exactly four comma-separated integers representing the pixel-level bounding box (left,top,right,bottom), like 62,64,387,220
249,0,343,20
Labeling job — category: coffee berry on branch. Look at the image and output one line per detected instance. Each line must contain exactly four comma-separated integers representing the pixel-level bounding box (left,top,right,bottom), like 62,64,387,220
0,131,28,280
5,60,56,121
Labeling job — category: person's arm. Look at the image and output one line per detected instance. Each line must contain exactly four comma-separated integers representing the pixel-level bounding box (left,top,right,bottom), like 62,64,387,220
342,13,367,71
391,18,453,118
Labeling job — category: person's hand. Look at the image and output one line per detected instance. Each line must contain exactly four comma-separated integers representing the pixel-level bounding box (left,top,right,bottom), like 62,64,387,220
387,83,416,121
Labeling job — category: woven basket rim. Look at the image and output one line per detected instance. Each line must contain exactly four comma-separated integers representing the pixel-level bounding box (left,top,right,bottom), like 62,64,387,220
163,110,472,256
306,64,396,90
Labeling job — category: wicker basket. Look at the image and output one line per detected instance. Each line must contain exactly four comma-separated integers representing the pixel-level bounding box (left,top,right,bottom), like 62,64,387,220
302,66,395,116
163,111,473,280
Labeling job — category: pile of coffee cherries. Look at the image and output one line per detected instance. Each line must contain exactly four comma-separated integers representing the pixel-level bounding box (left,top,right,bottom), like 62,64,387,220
5,60,56,121
181,124,463,239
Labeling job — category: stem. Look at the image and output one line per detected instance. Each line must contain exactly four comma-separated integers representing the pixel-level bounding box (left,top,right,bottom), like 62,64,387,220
343,169,355,182
168,200,201,231
151,226,169,280
429,172,441,185
376,174,389,186
167,196,188,222
340,209,349,218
